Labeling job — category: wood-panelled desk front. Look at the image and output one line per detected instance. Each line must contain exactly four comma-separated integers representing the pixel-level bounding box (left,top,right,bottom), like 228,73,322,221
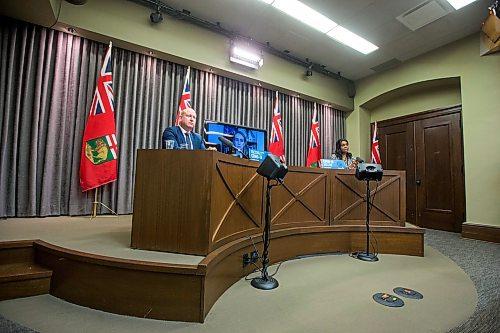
131,150,406,256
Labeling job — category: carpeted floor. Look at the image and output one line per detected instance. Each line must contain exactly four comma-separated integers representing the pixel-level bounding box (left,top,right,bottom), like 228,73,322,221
0,217,498,333
424,230,500,333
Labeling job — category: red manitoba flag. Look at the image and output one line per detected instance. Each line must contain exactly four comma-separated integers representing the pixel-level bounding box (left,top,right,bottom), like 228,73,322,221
268,91,286,163
79,43,118,192
371,121,381,165
306,104,321,168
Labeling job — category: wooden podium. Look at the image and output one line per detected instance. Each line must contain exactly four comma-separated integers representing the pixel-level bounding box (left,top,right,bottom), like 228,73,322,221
131,150,265,255
132,150,406,256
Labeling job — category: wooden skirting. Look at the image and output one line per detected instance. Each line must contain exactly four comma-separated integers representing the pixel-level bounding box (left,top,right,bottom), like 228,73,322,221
462,223,500,243
3,225,424,323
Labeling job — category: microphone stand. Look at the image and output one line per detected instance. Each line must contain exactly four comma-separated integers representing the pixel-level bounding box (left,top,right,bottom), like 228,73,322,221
251,177,279,290
234,147,249,159
354,179,379,262
217,136,249,159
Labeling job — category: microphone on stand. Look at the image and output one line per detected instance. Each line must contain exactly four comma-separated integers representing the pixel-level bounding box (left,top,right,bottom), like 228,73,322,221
355,157,365,164
218,136,249,159
218,136,234,148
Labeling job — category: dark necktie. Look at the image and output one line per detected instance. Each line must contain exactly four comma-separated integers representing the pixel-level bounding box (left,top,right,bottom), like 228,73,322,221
185,132,193,150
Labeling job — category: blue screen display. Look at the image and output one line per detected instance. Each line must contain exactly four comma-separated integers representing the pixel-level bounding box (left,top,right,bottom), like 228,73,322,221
204,121,267,156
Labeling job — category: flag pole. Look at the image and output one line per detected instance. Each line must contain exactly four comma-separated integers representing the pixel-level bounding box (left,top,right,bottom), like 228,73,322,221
91,188,99,218
90,186,118,219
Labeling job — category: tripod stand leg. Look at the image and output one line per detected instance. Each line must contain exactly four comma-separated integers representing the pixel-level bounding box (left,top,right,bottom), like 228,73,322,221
90,187,118,219
251,178,279,290
354,180,378,262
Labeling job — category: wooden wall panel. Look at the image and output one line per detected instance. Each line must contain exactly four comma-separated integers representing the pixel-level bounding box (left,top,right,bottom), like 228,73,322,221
209,159,264,249
330,170,406,226
270,167,329,228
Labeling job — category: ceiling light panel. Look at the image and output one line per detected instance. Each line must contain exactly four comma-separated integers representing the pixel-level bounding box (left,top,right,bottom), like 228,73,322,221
326,26,379,55
271,0,338,33
254,0,379,55
445,0,478,10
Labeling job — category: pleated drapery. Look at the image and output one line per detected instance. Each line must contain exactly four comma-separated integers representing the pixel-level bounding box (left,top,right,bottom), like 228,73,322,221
0,19,346,217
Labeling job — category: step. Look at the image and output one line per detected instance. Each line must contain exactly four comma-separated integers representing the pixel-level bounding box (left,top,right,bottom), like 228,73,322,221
0,263,52,282
0,263,52,300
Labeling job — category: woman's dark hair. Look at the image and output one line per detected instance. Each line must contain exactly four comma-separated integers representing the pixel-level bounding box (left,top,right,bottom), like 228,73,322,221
334,138,352,159
234,130,248,155
235,130,247,143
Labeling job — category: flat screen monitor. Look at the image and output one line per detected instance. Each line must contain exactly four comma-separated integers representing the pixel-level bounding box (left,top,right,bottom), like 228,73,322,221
204,120,267,156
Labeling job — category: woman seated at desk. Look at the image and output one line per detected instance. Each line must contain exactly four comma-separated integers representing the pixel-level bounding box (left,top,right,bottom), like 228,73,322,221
332,138,358,169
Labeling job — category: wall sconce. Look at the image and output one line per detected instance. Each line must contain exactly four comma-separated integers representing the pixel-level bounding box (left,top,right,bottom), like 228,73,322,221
230,43,264,69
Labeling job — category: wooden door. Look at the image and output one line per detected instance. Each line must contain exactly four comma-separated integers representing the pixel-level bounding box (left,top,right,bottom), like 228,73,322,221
376,106,465,232
414,112,465,232
378,122,416,223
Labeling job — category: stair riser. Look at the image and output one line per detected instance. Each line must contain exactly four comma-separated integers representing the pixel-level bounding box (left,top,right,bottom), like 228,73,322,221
0,277,51,300
0,242,35,266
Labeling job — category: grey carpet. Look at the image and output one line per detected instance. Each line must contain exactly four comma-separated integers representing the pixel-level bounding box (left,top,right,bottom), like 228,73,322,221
425,230,500,333
0,316,37,333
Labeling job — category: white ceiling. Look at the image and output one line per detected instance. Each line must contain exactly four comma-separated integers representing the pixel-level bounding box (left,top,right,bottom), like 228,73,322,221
158,0,491,81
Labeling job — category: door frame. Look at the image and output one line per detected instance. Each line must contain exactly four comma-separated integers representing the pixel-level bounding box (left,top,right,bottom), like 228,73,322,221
373,105,466,231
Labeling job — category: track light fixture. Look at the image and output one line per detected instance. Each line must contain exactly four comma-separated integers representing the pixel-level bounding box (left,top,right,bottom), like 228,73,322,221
304,58,313,77
150,5,163,24
306,64,313,77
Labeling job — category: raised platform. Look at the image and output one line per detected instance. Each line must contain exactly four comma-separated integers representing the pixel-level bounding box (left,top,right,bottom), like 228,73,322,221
0,215,424,323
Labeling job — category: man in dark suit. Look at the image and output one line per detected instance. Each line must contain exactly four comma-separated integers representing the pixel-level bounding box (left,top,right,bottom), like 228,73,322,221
162,108,206,149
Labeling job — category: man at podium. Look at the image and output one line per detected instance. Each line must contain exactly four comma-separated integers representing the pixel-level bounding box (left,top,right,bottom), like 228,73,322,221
162,108,206,150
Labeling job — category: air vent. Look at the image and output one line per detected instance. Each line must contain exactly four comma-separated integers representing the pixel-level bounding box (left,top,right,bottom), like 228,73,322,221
371,58,402,73
396,0,452,31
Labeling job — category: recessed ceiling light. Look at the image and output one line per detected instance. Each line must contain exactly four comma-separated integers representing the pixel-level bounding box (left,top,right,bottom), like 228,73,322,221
271,0,337,33
445,0,478,10
326,26,378,55
256,0,378,55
